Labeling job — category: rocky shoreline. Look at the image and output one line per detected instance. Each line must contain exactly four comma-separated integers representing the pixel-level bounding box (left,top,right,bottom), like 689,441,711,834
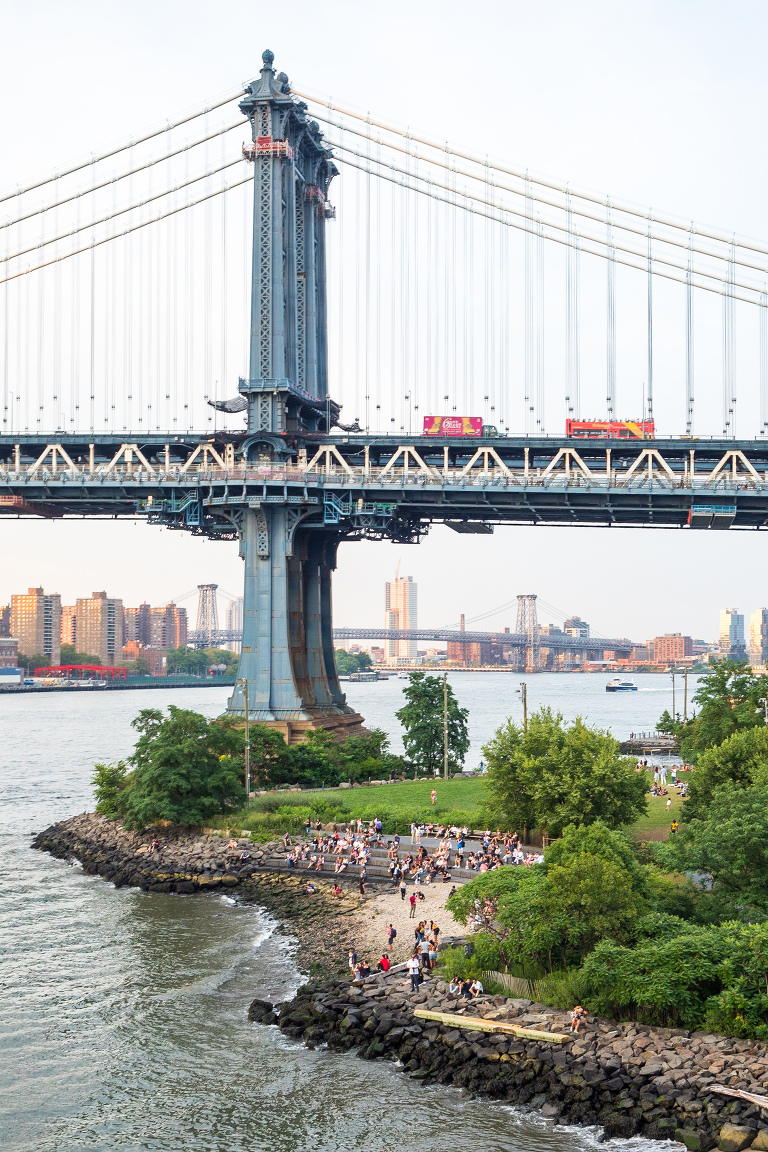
32,813,367,977
252,974,768,1150
33,813,768,1147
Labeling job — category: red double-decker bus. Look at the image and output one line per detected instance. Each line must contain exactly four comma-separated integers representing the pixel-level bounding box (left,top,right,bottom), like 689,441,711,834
565,419,655,440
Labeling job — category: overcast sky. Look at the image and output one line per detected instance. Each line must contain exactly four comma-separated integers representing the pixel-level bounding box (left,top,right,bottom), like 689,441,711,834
2,0,768,640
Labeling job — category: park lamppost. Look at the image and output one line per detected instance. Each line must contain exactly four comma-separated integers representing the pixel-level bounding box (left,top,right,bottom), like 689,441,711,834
516,682,528,732
238,678,251,807
443,671,449,779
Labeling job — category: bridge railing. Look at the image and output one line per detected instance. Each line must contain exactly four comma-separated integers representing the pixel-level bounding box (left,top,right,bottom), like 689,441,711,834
0,454,765,489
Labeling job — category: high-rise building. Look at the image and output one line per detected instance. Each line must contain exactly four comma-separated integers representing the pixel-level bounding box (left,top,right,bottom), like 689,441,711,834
124,603,151,646
749,609,768,667
76,592,124,664
149,603,188,650
226,597,244,653
384,570,417,660
653,634,693,663
563,616,590,639
719,608,746,661
0,605,10,637
10,588,62,663
60,605,77,647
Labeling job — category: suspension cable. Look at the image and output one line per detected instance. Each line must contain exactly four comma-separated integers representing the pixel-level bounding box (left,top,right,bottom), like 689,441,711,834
0,120,242,233
331,147,768,301
1,156,243,266
0,172,252,286
0,90,244,207
294,87,768,259
318,112,768,276
333,152,767,308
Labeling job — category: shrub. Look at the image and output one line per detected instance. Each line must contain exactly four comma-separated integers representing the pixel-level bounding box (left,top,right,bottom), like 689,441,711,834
92,760,130,818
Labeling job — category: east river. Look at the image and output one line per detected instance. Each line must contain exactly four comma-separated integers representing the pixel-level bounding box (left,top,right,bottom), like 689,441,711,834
0,674,680,1150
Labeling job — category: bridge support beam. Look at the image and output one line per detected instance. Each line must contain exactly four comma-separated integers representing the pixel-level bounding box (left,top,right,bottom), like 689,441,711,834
227,507,365,743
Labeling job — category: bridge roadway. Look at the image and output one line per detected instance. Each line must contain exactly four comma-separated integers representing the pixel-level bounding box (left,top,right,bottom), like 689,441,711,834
331,626,634,656
0,432,766,537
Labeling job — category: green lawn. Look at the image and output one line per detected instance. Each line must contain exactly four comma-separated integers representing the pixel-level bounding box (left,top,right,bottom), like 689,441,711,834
221,770,683,841
302,775,488,828
628,775,684,841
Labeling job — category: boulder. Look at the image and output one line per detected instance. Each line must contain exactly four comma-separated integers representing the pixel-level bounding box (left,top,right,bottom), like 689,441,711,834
719,1125,756,1152
676,1129,705,1152
751,1135,768,1152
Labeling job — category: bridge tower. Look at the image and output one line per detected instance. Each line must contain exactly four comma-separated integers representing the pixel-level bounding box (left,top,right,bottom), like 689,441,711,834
226,51,364,741
196,584,219,647
516,595,540,673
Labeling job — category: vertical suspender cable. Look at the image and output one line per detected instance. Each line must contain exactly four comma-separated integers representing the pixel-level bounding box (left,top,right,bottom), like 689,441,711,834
53,178,61,429
37,208,45,429
524,174,533,435
606,198,615,422
536,214,545,433
565,189,573,422
685,226,694,436
723,237,736,436
647,214,653,424
364,121,371,430
760,289,768,437
89,239,95,432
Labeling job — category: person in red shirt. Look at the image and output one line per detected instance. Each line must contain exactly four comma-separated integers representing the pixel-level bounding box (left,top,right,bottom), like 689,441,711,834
409,892,417,918
377,954,390,972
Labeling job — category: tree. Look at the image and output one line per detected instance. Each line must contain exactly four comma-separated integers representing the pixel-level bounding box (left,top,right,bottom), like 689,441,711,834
334,649,373,675
60,643,102,665
676,659,768,759
482,708,647,836
682,726,768,820
660,783,768,913
18,652,52,672
395,672,469,774
124,657,150,676
119,706,245,830
201,647,238,670
92,760,130,817
166,647,209,675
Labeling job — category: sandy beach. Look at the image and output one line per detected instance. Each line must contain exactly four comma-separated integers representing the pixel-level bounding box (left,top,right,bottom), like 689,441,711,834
349,879,466,966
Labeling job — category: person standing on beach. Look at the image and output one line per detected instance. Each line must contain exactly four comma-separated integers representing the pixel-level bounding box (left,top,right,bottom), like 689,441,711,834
387,923,397,949
409,892,417,918
399,877,407,900
406,952,421,992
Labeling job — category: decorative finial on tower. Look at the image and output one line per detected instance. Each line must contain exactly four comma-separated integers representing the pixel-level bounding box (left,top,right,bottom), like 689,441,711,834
262,48,275,67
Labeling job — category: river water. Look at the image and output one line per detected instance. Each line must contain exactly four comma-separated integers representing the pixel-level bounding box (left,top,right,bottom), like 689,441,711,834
0,680,674,1151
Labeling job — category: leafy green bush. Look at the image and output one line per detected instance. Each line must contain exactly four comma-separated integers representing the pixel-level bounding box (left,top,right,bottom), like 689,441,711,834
532,968,594,1011
580,929,725,1026
119,707,245,831
482,709,648,836
92,760,130,818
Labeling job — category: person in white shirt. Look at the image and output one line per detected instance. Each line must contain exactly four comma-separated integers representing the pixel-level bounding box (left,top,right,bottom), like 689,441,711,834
469,978,484,997
406,953,422,991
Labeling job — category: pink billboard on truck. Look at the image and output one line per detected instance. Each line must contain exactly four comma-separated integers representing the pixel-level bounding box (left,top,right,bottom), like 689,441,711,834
422,416,483,436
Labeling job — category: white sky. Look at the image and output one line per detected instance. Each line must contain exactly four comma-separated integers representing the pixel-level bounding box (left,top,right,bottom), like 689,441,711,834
2,0,767,640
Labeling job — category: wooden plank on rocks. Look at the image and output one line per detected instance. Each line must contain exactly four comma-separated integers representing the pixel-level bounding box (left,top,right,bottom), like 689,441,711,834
414,1008,569,1044
711,1085,768,1111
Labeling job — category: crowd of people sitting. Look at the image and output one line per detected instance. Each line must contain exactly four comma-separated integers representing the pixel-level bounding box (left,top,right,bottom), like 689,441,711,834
638,762,691,800
282,820,545,888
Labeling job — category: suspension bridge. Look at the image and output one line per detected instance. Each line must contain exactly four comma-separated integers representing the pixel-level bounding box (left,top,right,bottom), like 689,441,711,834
2,50,767,739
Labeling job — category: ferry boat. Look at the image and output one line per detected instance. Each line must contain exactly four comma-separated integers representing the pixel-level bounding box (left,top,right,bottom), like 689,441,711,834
606,678,638,692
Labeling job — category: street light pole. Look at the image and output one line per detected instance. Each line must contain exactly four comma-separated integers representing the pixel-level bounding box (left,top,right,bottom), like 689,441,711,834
443,671,449,779
519,681,528,732
683,667,689,724
671,668,676,723
242,678,251,808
